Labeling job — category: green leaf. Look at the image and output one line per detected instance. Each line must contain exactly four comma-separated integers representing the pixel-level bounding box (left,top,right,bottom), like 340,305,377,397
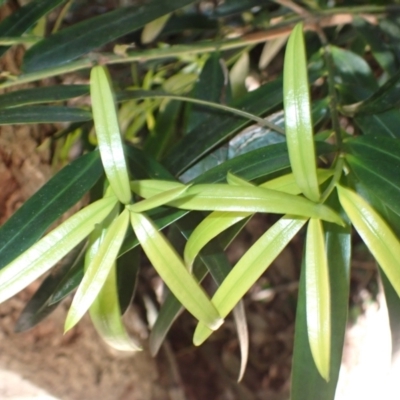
89,261,141,351
163,77,283,176
0,85,89,109
291,198,350,400
0,151,102,270
0,105,91,124
284,23,319,202
132,183,343,225
141,13,172,44
184,170,334,267
344,135,400,216
305,218,331,382
91,66,131,204
14,243,86,332
23,0,197,72
337,184,400,297
185,52,229,133
65,208,129,331
128,185,189,213
354,17,397,76
85,216,141,351
331,46,378,103
0,196,117,304
193,215,307,345
130,211,223,330
354,109,400,138
0,0,65,58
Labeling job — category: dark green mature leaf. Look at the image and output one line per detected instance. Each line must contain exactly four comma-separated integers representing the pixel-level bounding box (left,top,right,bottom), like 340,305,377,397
355,68,400,115
163,77,283,176
0,85,89,109
291,197,351,399
0,151,102,270
23,0,197,72
344,135,400,216
354,109,400,138
354,17,398,75
185,52,229,133
0,106,91,124
14,243,86,332
331,46,377,103
0,0,65,57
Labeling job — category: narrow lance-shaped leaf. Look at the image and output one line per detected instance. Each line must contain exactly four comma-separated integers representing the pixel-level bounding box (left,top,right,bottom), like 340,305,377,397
22,0,197,72
132,182,343,225
0,0,66,57
292,194,351,400
0,196,117,304
0,106,91,125
0,151,102,270
305,219,331,382
65,208,130,331
130,211,223,331
283,23,320,202
91,66,131,204
184,170,334,267
337,184,400,297
193,216,307,346
86,221,141,351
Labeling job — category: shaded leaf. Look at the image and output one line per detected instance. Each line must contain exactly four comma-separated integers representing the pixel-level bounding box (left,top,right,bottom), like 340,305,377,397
344,135,400,216
0,151,102,271
23,0,197,72
0,105,91,124
0,0,65,57
91,66,131,204
354,109,400,138
0,196,117,304
284,23,319,202
0,85,89,109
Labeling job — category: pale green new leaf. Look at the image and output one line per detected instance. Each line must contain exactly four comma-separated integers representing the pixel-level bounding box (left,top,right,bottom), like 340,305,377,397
141,13,171,44
305,218,331,382
337,185,400,296
0,196,117,304
128,184,189,213
129,211,223,330
90,262,141,351
133,183,343,225
91,66,131,204
193,216,307,345
284,23,320,202
65,208,130,331
184,170,334,266
86,216,141,352
130,180,184,197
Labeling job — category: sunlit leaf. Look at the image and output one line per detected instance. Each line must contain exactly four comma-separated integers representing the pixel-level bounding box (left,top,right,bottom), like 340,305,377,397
184,170,334,267
141,13,171,44
0,196,117,304
130,211,223,330
193,216,307,345
65,208,129,331
337,184,400,296
305,219,331,382
283,23,319,202
91,66,131,204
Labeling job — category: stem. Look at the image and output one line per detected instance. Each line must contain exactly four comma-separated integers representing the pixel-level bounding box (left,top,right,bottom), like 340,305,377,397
320,156,344,203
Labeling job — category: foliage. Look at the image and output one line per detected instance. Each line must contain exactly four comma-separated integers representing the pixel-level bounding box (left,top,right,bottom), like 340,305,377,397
1,0,400,397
